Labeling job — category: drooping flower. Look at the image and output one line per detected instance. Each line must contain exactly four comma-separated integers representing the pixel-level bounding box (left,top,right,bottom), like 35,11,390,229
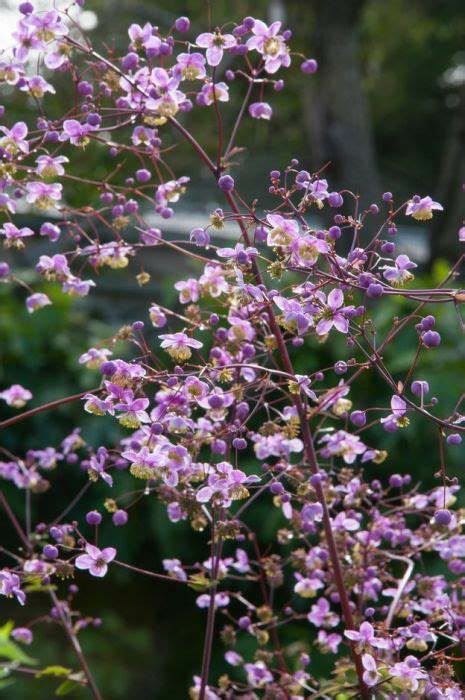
248,102,272,120
159,332,203,361
26,293,52,313
382,255,417,286
0,384,32,408
0,571,26,605
406,195,443,221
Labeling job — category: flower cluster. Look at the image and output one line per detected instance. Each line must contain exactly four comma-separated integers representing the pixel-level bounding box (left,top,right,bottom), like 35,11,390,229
0,2,464,699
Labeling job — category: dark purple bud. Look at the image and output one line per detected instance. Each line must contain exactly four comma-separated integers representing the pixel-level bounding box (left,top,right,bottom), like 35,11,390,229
389,474,403,488
328,192,343,208
420,315,435,331
232,437,247,450
434,509,452,526
174,16,190,32
382,191,393,202
121,52,139,71
328,225,341,240
19,1,34,14
411,380,429,397
208,395,223,409
422,330,441,348
447,433,462,446
86,511,102,526
77,81,93,96
238,615,251,629
366,283,383,299
334,361,347,375
86,112,101,127
136,168,151,183
151,422,163,435
274,79,284,91
211,439,227,455
350,410,366,427
43,544,58,559
100,361,117,376
218,175,235,192
0,262,10,278
209,313,219,325
301,58,318,74
112,509,128,526
369,203,379,215
132,321,144,331
380,241,395,254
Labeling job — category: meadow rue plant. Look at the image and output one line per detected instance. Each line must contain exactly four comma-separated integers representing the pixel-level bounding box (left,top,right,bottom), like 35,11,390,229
0,2,465,699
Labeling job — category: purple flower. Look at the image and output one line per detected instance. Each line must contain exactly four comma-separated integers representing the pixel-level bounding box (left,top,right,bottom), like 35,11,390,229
316,289,350,335
159,332,203,361
75,543,116,578
361,654,380,687
25,181,62,209
308,597,340,628
244,660,273,687
246,20,290,74
87,447,113,486
11,627,33,644
383,254,417,286
406,195,443,221
266,214,299,247
248,102,272,120
195,30,236,66
196,81,229,106
59,119,94,147
0,571,25,605
0,223,34,248
175,52,206,81
0,384,32,408
26,293,52,313
319,430,367,464
0,121,29,154
381,395,408,431
36,154,68,177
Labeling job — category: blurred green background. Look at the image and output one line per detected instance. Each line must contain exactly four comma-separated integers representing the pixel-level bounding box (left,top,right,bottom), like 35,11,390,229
1,0,465,697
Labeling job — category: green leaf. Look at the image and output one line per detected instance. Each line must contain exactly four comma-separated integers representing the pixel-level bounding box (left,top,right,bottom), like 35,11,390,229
55,679,81,696
36,665,72,679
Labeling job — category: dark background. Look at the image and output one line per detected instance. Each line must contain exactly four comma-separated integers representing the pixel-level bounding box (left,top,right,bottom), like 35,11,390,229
1,0,465,697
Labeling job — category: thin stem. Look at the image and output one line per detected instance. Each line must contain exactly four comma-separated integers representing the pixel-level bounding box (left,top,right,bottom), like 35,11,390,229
0,388,101,431
0,490,31,550
49,589,102,700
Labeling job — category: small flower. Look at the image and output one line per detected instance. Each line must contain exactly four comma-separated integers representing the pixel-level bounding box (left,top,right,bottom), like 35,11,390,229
0,222,34,248
75,543,116,578
195,30,236,66
316,288,350,335
406,195,443,221
0,571,25,605
308,597,340,628
26,293,51,313
247,20,290,74
362,654,381,687
11,627,33,645
0,384,32,408
159,332,203,361
382,254,417,286
248,102,272,120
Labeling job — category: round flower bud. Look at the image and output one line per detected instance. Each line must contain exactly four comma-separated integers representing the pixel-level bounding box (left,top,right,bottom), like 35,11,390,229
389,474,403,488
334,361,347,375
366,283,383,298
19,2,34,14
132,320,144,331
175,16,190,32
380,241,395,254
269,482,284,495
411,380,429,397
86,510,102,526
434,509,452,527
328,225,341,240
369,203,379,215
100,361,117,376
420,315,435,331
238,616,251,629
382,192,393,202
43,544,58,559
211,439,227,455
209,313,219,325
328,192,343,208
232,437,247,450
112,509,128,527
0,261,10,278
151,422,163,435
208,395,223,409
121,52,138,71
77,81,93,96
136,168,151,183
422,330,441,348
447,433,462,446
301,58,318,74
350,410,366,427
218,175,235,192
